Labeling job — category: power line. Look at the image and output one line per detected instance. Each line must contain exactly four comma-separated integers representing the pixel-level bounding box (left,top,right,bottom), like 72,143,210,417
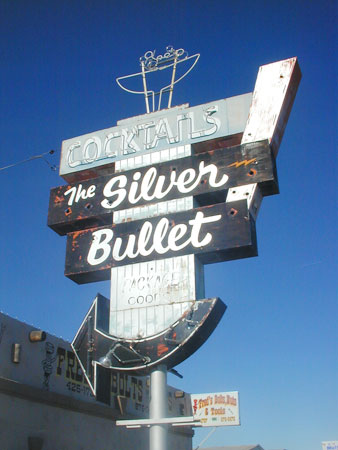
0,150,57,172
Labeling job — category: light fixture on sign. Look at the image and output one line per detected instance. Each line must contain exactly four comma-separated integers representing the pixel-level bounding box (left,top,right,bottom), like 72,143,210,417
29,330,47,342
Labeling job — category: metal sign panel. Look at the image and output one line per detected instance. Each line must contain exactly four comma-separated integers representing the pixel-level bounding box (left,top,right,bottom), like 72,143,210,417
49,57,301,404
110,255,205,339
71,294,226,387
64,200,257,284
191,391,240,426
59,93,252,181
49,140,278,235
241,57,301,157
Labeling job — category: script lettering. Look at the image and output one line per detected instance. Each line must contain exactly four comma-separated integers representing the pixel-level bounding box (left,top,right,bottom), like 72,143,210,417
65,201,257,283
87,211,222,266
100,162,228,209
87,229,114,265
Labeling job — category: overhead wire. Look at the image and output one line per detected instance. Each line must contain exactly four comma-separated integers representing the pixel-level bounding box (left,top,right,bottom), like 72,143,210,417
0,149,57,172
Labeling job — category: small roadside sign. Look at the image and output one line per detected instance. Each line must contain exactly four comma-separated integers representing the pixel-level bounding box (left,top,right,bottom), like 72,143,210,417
190,391,240,427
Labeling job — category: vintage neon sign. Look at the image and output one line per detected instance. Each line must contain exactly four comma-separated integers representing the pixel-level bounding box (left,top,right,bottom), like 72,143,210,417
49,141,277,235
59,94,252,181
48,53,301,399
65,200,256,284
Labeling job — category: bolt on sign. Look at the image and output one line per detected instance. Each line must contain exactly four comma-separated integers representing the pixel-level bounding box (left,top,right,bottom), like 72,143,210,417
47,47,301,401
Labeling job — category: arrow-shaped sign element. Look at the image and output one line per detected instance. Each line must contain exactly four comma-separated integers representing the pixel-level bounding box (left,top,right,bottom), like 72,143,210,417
71,293,226,396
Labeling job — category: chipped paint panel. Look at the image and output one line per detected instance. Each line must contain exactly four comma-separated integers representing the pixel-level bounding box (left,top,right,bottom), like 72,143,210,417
227,57,301,212
72,295,226,376
226,184,263,220
48,141,278,235
64,200,257,284
242,57,301,157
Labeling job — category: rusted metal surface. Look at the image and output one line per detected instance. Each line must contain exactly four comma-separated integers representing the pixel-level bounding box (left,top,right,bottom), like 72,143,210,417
241,57,302,156
64,200,257,284
227,57,302,215
48,140,278,235
71,294,226,393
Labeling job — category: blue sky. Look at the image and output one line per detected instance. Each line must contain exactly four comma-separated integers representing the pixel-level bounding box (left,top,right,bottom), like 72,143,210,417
0,1,336,449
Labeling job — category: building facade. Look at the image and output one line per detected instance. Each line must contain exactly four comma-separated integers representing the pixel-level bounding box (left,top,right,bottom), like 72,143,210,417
0,312,193,450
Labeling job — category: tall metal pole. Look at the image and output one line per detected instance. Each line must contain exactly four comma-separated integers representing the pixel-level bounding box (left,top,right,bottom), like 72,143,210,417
149,365,168,450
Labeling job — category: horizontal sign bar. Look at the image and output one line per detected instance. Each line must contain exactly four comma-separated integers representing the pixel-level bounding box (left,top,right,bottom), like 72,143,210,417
49,140,277,235
65,200,257,284
116,416,195,426
59,94,252,181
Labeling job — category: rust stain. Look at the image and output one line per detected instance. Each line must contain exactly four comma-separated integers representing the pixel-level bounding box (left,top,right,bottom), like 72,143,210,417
228,208,238,217
227,158,256,168
54,195,64,204
157,343,169,357
70,230,82,252
100,264,113,270
247,168,257,177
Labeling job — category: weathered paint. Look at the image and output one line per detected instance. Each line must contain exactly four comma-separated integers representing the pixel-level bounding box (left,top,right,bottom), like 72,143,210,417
71,294,226,383
110,255,205,339
64,200,257,284
48,140,278,235
227,57,302,215
59,94,252,181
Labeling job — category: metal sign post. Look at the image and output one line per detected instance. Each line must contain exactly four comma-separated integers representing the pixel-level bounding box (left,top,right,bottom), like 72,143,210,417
47,46,301,450
149,365,168,450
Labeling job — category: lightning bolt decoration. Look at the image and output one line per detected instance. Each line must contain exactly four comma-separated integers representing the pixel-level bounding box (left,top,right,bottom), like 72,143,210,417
227,158,257,168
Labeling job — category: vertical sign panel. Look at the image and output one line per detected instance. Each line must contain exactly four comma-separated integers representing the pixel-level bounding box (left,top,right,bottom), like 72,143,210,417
110,255,205,339
110,145,205,339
